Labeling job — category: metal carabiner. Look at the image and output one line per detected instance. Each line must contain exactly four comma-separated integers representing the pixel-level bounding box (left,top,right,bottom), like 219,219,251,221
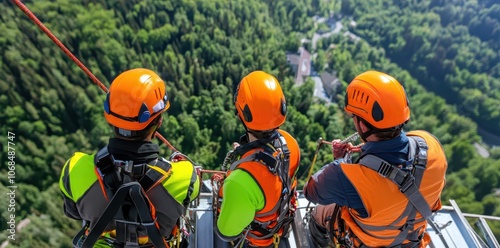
273,233,280,247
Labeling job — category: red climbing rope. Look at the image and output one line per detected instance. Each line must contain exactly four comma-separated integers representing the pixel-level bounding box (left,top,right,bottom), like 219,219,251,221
12,0,177,152
12,0,107,93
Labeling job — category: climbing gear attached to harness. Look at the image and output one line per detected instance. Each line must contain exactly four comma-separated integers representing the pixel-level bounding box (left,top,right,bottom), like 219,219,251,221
223,130,296,245
272,233,280,248
73,182,168,248
314,135,431,248
353,135,431,247
307,212,331,248
71,147,180,248
305,203,351,248
328,205,352,248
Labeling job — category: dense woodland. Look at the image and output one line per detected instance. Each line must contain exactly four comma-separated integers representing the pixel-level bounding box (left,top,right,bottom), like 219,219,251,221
0,0,499,246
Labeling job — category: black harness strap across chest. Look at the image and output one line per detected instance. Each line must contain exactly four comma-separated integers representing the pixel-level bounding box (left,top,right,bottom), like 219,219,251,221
73,146,172,248
79,182,167,248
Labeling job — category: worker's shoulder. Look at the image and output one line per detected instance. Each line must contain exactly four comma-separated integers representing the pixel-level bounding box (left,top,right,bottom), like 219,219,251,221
168,159,195,170
407,130,436,140
406,130,444,148
225,168,258,187
69,151,94,160
62,151,95,173
165,159,197,181
60,152,96,195
160,159,199,203
278,129,299,145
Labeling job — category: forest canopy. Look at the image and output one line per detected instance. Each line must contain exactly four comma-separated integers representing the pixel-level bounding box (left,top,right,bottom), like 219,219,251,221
0,0,499,246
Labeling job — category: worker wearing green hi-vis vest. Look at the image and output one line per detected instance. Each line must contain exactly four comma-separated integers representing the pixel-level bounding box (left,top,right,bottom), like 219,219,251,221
59,68,200,248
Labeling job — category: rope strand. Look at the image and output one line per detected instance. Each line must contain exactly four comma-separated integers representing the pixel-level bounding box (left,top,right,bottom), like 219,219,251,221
12,0,177,151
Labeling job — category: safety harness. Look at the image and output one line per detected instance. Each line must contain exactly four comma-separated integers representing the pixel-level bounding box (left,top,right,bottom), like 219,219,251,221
330,135,431,248
222,131,296,247
72,147,184,248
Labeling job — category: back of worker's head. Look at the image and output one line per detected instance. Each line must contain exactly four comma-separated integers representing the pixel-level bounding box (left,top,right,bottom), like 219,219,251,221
344,71,410,139
104,68,170,140
234,71,287,134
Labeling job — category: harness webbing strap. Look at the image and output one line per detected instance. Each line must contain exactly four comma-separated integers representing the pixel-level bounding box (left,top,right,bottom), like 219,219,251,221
76,149,173,248
72,221,89,247
80,182,167,248
226,131,294,242
229,149,278,172
248,216,295,240
228,154,256,171
116,209,137,245
128,183,167,248
356,136,431,247
358,137,432,219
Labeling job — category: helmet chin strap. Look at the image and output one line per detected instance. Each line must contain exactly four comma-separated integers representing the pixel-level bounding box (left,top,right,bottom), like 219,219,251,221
355,117,376,142
237,114,279,144
359,129,376,143
237,115,251,142
357,117,405,142
148,116,163,140
149,124,160,140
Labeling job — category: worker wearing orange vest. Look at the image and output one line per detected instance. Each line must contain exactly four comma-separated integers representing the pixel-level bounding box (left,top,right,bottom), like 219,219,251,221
215,71,301,247
59,68,200,248
304,71,447,247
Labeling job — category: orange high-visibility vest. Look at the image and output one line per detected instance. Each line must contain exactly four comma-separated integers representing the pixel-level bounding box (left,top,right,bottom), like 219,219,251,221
339,130,447,247
227,130,300,247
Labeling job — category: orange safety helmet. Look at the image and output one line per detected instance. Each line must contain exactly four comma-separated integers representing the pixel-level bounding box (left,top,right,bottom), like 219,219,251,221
344,71,410,129
104,68,170,131
234,71,287,131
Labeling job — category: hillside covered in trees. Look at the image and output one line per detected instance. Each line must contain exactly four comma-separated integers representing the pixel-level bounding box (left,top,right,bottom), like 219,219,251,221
343,0,500,140
0,0,499,246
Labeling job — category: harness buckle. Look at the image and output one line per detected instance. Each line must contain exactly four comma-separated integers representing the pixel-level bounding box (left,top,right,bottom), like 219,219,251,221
377,161,393,178
112,156,148,179
255,151,278,174
400,218,415,231
400,175,415,193
123,161,133,173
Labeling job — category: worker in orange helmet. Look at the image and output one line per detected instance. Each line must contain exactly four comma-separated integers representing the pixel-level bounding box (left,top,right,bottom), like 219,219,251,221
304,70,447,248
59,68,200,248
215,71,301,248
